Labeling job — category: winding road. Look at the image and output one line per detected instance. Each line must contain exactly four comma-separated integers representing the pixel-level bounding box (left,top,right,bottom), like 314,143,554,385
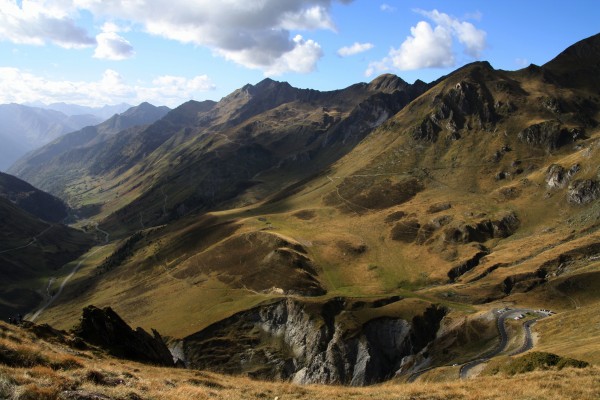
28,222,110,322
28,246,103,322
407,308,549,382
459,308,546,379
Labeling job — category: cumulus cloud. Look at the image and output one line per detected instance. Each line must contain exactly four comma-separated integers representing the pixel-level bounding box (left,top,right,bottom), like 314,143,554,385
0,1,351,74
337,42,374,57
417,9,486,57
0,0,95,48
280,5,336,31
0,67,215,107
76,0,350,74
94,23,135,60
263,35,323,76
366,9,486,75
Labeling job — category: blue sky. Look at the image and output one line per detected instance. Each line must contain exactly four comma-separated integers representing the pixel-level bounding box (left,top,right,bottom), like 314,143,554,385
0,0,598,108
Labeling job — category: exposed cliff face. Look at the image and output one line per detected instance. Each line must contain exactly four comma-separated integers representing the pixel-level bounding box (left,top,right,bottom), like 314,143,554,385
182,298,446,386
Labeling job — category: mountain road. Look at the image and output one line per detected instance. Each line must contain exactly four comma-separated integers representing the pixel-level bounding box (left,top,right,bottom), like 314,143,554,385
459,308,547,379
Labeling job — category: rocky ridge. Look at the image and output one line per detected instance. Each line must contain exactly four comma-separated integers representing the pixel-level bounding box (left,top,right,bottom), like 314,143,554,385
73,305,174,367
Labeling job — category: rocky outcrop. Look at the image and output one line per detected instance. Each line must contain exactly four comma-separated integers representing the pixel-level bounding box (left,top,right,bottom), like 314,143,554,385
442,212,520,244
447,247,490,281
546,164,580,188
411,117,441,142
182,298,446,386
413,72,501,144
567,179,600,204
501,270,547,295
390,219,420,243
517,120,580,150
73,306,174,366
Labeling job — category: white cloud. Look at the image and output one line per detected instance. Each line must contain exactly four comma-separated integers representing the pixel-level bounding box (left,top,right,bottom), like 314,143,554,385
280,5,336,31
380,4,396,13
94,23,135,60
417,9,486,57
0,67,215,107
337,42,374,57
365,59,389,78
264,35,323,76
1,0,352,74
76,0,350,74
366,9,486,75
0,0,95,48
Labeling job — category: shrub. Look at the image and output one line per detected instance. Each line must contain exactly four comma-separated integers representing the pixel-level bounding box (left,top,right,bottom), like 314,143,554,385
0,343,48,367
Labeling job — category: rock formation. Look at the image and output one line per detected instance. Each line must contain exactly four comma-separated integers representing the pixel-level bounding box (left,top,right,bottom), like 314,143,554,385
73,306,174,366
182,298,446,386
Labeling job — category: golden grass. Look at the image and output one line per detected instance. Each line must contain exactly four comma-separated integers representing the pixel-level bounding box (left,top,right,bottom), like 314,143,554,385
1,321,599,400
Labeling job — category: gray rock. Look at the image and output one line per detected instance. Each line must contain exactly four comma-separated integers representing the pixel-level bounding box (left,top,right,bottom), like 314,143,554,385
182,298,446,386
517,120,575,150
411,117,440,142
546,163,580,188
567,179,600,204
546,164,567,188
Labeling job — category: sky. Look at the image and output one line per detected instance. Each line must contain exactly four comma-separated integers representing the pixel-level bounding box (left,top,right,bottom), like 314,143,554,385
0,0,598,108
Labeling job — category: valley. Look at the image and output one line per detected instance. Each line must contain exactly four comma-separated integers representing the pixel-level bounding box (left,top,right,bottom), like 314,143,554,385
1,32,599,395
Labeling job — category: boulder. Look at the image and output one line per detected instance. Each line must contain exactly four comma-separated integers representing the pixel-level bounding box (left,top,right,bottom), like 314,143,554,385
546,164,567,188
546,163,580,188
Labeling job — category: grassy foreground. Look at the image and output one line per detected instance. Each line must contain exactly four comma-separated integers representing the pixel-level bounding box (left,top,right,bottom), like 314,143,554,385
1,321,598,400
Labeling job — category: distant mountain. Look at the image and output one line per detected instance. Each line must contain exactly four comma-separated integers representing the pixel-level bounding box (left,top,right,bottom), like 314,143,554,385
44,102,132,120
0,172,68,223
0,104,102,171
13,76,427,225
9,102,171,194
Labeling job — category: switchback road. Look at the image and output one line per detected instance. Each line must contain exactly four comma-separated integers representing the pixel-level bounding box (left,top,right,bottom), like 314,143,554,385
459,308,547,378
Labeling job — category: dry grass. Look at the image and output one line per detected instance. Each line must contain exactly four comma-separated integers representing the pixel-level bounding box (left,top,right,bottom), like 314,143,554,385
0,321,598,400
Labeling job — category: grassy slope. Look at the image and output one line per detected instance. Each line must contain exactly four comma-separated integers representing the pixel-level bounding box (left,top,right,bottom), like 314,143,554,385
0,198,93,319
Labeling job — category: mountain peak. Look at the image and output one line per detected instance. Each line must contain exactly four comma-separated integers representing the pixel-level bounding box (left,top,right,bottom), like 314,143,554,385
542,33,600,90
545,33,600,68
252,77,292,92
368,74,409,93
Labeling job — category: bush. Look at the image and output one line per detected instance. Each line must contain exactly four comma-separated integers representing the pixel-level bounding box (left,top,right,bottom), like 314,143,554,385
0,375,15,399
485,352,589,376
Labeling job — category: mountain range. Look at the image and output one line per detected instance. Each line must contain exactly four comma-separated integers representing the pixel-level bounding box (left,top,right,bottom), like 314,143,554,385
24,101,132,119
2,33,599,388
